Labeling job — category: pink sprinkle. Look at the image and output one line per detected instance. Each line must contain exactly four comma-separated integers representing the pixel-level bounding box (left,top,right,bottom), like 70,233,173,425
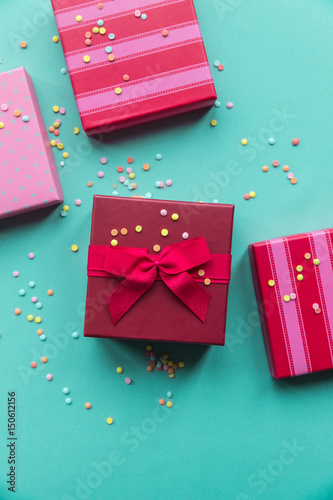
97,2,103,9
29,252,35,260
159,181,164,188
31,362,37,369
292,138,299,146
134,9,141,17
163,365,168,371
55,119,61,124
1,103,8,111
46,374,53,381
55,139,61,145
59,108,66,115
100,157,107,164
166,180,172,186
31,297,37,303
287,173,293,179
226,102,233,109
272,161,279,167
119,176,126,183
182,232,189,239
160,209,167,216
98,171,104,178
75,199,81,206
126,167,132,174
312,303,319,309
290,293,296,300
13,271,19,277
125,377,132,384
244,193,250,200
85,39,92,46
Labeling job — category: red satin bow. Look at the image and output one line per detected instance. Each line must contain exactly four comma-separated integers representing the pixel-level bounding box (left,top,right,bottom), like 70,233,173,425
87,237,231,325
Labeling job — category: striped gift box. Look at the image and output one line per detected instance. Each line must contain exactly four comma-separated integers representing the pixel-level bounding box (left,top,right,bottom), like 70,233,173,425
51,0,217,135
249,229,333,378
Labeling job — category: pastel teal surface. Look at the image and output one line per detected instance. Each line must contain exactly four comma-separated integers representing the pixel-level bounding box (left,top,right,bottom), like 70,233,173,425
1,1,333,499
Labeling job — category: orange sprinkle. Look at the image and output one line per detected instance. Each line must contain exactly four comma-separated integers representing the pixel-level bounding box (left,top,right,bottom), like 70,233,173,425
111,229,118,236
14,109,21,117
283,165,289,172
159,399,166,405
123,74,130,82
204,278,211,286
168,368,174,375
87,181,93,187
162,29,169,37
304,253,311,260
198,269,205,277
127,157,134,164
172,363,179,370
290,177,297,184
20,41,27,48
49,126,55,133
14,308,21,315
153,245,161,252
120,228,128,235
147,365,153,372
262,165,268,172
85,403,92,409
37,329,43,335
117,166,124,173
131,183,137,190
114,183,117,189
47,289,54,296
315,308,321,315
41,356,48,363
108,54,115,62
143,163,150,171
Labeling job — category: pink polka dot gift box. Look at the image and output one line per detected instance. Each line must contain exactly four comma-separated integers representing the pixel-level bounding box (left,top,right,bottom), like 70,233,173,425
0,67,63,220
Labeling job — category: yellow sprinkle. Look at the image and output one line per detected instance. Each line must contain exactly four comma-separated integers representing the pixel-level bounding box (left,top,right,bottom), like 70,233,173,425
115,87,122,95
57,143,64,150
178,361,185,368
63,205,69,212
161,229,168,237
53,122,60,129
53,105,59,113
76,15,82,22
166,401,173,407
27,315,34,322
284,295,290,302
296,265,303,272
168,360,173,367
83,55,91,63
50,140,56,147
116,367,123,374
241,138,248,146
106,418,113,425
297,274,303,281
198,269,205,277
100,27,106,35
71,244,78,252
63,152,69,159
92,27,99,34
74,127,80,135
249,191,256,198
268,280,275,287
129,173,135,179
52,36,59,43
35,317,41,324
0,122,4,129
204,278,211,286
111,239,118,246
135,225,142,233
169,373,175,379
210,119,217,127
146,345,152,351
171,213,179,221
313,258,320,266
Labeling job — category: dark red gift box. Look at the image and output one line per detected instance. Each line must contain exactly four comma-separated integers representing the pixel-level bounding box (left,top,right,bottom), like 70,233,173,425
249,228,333,378
84,196,234,345
51,0,217,135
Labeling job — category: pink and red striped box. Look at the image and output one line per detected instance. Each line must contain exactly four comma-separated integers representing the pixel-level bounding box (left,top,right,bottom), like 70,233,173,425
249,229,333,378
51,0,217,135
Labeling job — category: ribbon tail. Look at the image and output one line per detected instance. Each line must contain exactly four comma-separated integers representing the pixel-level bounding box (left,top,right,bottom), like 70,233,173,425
161,271,211,322
108,265,157,325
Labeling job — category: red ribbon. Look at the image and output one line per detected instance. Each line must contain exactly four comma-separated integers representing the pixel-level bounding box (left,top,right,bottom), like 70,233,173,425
87,237,231,325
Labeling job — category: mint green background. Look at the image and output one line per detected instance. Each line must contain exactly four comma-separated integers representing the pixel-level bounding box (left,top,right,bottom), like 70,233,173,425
1,1,333,499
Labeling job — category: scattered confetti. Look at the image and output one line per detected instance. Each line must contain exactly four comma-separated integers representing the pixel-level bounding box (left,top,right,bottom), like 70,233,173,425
292,138,299,146
125,378,132,384
46,374,53,381
85,402,92,409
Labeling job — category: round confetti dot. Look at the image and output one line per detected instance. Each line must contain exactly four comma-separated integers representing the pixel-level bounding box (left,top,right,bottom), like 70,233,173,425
76,15,82,21
109,33,115,40
292,138,300,146
121,228,128,235
198,269,205,277
20,41,27,48
31,296,37,303
107,418,113,425
40,335,46,341
159,399,165,406
0,122,4,129
87,181,93,187
19,289,26,296
249,191,256,198
284,295,290,302
119,176,125,183
182,232,189,240
74,127,80,135
85,403,91,409
241,139,248,146
85,38,92,46
287,173,293,179
100,27,106,35
167,391,173,398
160,209,167,216
162,29,169,37
268,280,275,287
71,244,78,252
47,289,54,296
116,367,123,374
296,265,303,272
111,239,118,247
166,180,172,186
75,199,81,207
135,225,142,233
105,46,112,54
111,229,118,237
312,303,319,310
15,308,21,315
13,271,19,277
53,105,59,113
46,374,53,381
123,74,130,82
143,163,150,171
27,315,34,322
166,401,173,408
147,365,153,372
97,19,104,26
315,308,321,315
52,35,59,43
244,194,250,201
178,361,185,368
85,31,92,38
108,54,115,62
61,68,67,75
272,161,279,167
281,165,289,172
210,119,217,127
14,110,21,117
214,100,221,108
92,27,99,34
35,317,41,324
313,258,320,266
290,177,297,185
59,107,66,115
129,173,135,179
83,55,91,63
41,356,48,363
269,138,275,145
204,278,211,286
125,378,132,384
126,167,132,174
218,64,224,71
297,274,303,281
65,398,72,405
63,387,69,394
161,229,168,237
153,245,161,253
31,362,37,368
29,281,35,288
304,253,311,261
22,116,29,122
226,102,233,109
134,9,141,17
98,171,104,178
72,331,79,339
97,2,103,9
115,87,122,95
262,165,269,172
141,13,147,20
37,329,43,336
28,252,35,259
171,213,179,221
1,104,8,112
100,157,107,164
290,293,296,300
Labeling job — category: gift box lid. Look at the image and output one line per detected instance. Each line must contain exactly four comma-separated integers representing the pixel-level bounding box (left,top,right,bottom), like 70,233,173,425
249,228,333,378
0,67,63,220
84,195,234,345
51,0,217,135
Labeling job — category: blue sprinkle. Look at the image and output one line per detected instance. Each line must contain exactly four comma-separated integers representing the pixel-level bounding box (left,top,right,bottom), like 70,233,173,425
60,67,67,75
105,46,112,54
22,115,29,122
146,192,152,198
155,153,162,160
112,190,119,196
214,100,221,108
29,281,35,288
167,391,173,398
63,388,70,395
124,179,129,186
108,33,115,40
60,211,67,217
72,331,79,339
269,138,275,145
40,335,46,341
19,289,26,296
65,398,72,405
97,19,104,26
141,13,147,20
36,302,42,309
214,60,220,67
